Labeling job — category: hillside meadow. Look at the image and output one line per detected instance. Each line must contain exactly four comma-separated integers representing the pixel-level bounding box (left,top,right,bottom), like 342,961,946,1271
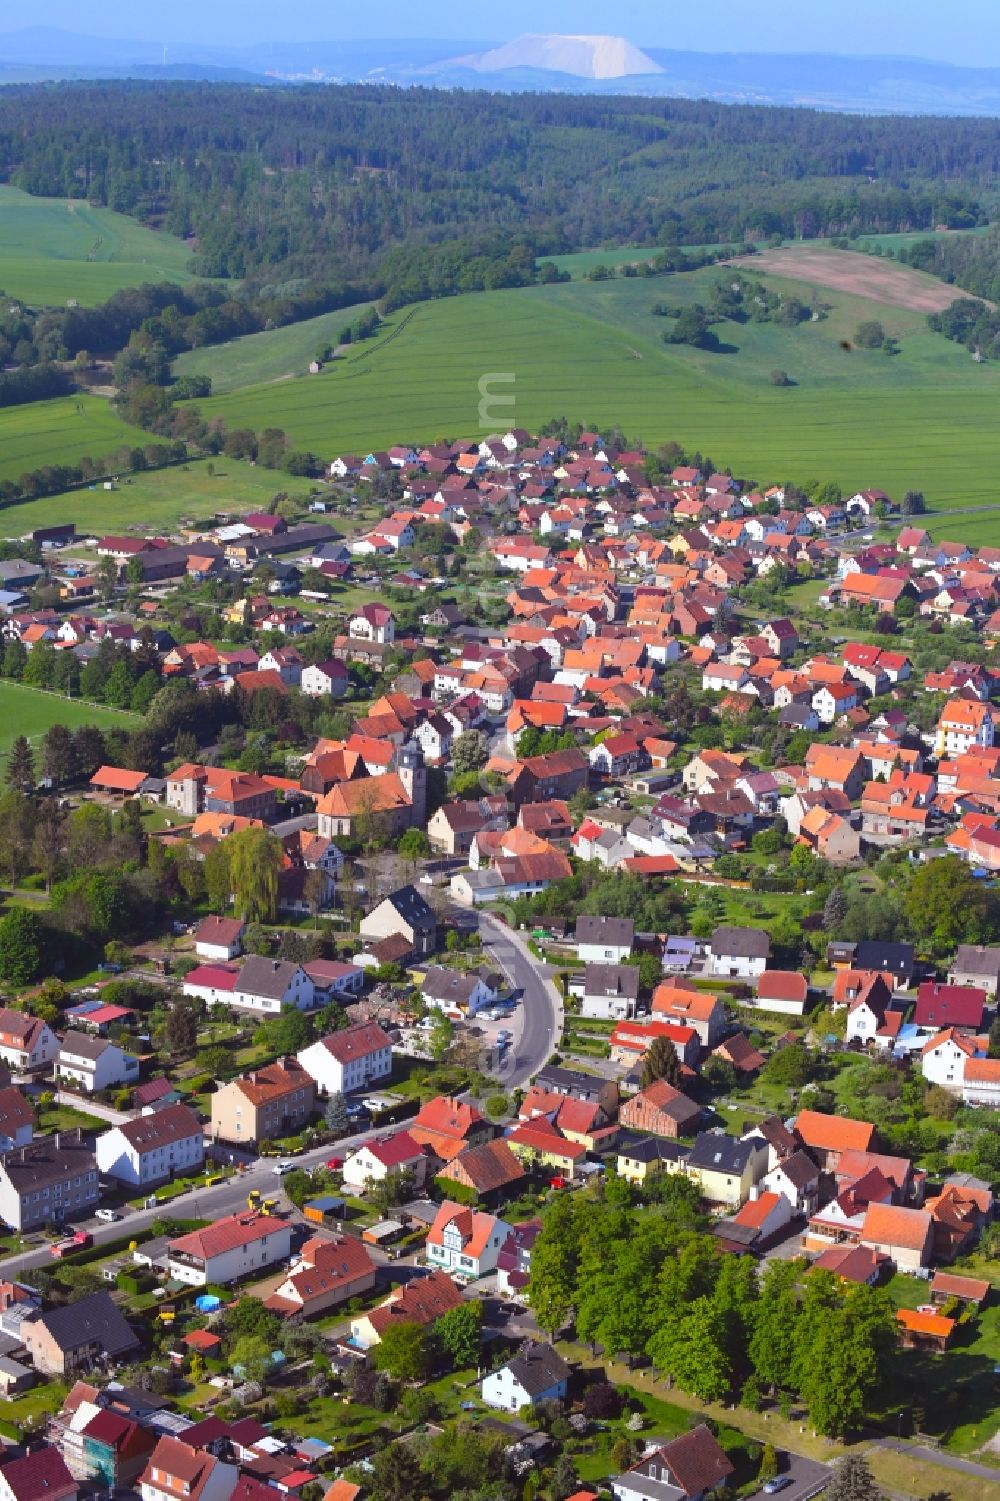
0,186,194,306
0,395,152,484
184,265,1000,507
172,300,375,395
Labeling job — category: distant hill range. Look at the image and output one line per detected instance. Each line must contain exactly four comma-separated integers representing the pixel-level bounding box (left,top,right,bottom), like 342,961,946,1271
3,27,1000,115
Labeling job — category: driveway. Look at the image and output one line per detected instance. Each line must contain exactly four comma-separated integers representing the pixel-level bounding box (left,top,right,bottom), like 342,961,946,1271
747,1454,830,1501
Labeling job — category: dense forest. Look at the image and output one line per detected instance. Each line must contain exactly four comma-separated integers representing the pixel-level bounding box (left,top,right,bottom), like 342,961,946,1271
0,81,996,281
903,223,1000,298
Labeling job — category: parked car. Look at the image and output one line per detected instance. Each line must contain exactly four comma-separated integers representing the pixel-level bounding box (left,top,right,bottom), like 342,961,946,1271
50,1230,92,1257
95,1208,123,1223
273,1160,294,1176
762,1479,792,1495
325,1156,344,1171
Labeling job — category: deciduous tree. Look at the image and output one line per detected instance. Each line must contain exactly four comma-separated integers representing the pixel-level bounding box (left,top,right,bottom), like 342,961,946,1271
228,825,283,922
373,1320,433,1382
436,1300,483,1369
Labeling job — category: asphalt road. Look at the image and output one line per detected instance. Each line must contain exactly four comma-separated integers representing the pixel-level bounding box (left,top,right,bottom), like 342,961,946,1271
0,1128,377,1280
0,913,562,1276
476,910,563,1087
747,1454,830,1501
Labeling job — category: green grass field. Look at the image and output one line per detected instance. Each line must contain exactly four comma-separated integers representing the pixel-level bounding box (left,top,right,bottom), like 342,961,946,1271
172,300,374,394
185,262,1000,508
0,186,195,306
0,394,153,485
0,457,322,538
0,682,139,762
542,244,660,276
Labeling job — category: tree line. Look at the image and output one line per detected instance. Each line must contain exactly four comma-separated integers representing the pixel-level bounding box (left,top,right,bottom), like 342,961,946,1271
527,1188,897,1438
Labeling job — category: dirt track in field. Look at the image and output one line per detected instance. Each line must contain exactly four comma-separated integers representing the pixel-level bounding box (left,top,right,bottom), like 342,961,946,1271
726,246,961,312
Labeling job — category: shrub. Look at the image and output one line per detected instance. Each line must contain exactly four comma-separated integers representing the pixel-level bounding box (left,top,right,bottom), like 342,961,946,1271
582,1382,625,1419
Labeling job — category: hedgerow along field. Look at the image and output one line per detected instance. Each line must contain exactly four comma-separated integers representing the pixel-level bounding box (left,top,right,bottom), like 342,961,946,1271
0,185,195,306
184,254,1000,509
0,682,139,768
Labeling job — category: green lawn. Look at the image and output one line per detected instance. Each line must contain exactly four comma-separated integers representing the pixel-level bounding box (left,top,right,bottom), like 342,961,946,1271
0,1380,69,1437
0,185,195,306
0,681,139,763
36,1100,108,1133
541,244,661,276
173,300,375,394
0,394,151,485
187,265,1000,508
0,456,322,537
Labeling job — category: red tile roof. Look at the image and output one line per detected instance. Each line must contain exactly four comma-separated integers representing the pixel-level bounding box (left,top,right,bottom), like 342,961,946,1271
169,1213,286,1262
0,1449,77,1501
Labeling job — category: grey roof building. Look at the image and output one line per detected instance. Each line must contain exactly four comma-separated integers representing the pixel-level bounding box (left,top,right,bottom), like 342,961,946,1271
686,1131,766,1176
949,945,1000,995
23,1291,139,1375
575,915,635,956
0,1130,98,1230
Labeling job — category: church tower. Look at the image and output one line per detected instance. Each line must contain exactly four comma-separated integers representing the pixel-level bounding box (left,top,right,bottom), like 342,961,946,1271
398,740,427,828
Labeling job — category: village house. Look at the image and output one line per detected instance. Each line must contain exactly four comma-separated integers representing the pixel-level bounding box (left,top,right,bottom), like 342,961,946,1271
57,1033,139,1094
481,1343,571,1412
193,916,246,962
860,1203,934,1271
611,1425,734,1501
0,1132,98,1230
167,1213,293,1287
949,944,1000,996
437,1138,526,1200
0,1009,58,1073
0,1089,33,1154
298,1022,393,1097
408,1096,493,1163
0,1449,78,1501
210,1059,316,1145
138,1436,238,1501
421,966,498,1018
682,1132,769,1207
577,963,641,1020
342,1131,428,1192
708,926,770,981
95,1103,204,1188
651,984,726,1046
426,1201,511,1279
794,1109,877,1170
264,1235,377,1318
22,1292,139,1377
359,884,437,959
575,915,634,964
619,1080,701,1138
233,957,315,1015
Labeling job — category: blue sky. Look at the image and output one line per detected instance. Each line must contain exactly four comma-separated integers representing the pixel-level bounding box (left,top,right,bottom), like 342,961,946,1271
8,0,1000,65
